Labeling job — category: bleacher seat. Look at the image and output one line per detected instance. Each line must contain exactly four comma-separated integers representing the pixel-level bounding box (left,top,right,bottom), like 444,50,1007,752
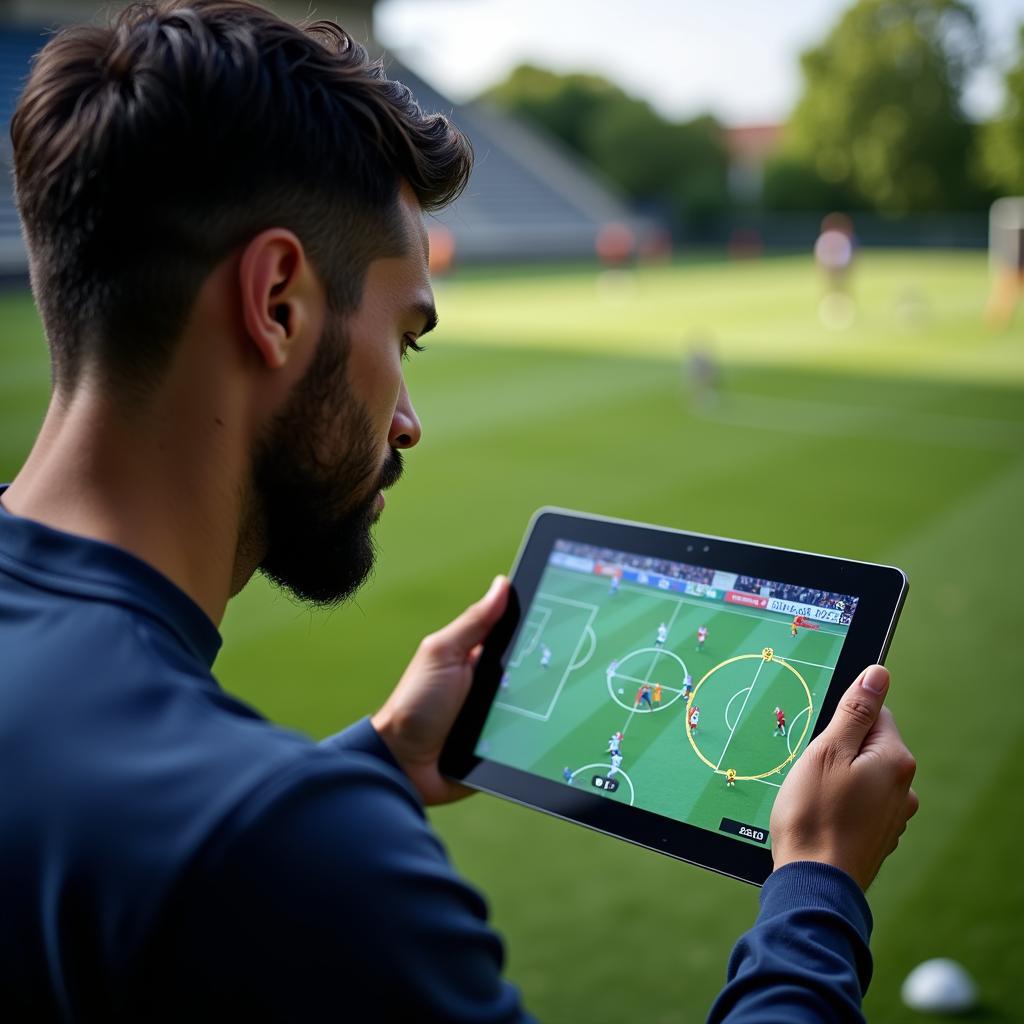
0,27,642,273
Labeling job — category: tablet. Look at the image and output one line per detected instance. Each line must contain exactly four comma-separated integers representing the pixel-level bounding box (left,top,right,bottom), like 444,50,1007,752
441,508,908,886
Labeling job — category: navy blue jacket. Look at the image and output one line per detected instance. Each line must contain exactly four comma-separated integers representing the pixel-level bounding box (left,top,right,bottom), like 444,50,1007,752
0,488,871,1021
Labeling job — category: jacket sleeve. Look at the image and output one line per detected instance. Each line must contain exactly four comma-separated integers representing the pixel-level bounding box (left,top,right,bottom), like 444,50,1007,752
707,862,873,1024
146,744,535,1023
318,715,402,766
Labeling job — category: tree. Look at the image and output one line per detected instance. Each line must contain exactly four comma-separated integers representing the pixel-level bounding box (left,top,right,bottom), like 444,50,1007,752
770,0,986,213
481,65,729,227
762,155,855,212
980,25,1024,196
480,64,622,160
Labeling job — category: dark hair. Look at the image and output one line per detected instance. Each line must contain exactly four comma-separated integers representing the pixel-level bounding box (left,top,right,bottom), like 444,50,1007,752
10,0,472,392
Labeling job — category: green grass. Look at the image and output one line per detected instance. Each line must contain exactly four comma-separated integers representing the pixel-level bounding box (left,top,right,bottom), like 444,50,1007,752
1,250,1022,1022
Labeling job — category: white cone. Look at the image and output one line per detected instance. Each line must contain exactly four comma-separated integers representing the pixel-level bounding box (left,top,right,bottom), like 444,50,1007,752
901,958,978,1014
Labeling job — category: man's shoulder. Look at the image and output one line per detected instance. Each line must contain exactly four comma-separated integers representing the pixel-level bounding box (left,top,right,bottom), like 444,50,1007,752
0,574,423,881
0,582,431,962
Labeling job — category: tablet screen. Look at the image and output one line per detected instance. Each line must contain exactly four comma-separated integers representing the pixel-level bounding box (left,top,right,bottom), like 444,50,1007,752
473,539,860,851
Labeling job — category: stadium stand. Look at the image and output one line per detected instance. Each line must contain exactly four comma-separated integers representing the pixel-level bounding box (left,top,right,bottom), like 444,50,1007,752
0,6,646,275
0,26,43,274
390,60,644,263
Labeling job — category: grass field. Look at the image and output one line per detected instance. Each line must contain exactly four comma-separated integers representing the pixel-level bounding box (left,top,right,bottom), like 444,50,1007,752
2,249,1023,1022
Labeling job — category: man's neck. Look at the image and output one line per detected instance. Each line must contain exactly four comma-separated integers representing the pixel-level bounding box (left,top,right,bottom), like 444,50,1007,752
4,383,250,627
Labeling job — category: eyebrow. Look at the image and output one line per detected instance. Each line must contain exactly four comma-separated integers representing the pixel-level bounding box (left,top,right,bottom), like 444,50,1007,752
412,301,438,337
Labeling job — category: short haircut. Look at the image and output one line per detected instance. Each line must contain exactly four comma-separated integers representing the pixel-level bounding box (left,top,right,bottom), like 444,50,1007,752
10,0,472,393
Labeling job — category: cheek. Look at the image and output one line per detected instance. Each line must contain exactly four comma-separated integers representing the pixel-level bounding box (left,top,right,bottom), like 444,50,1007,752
347,338,402,436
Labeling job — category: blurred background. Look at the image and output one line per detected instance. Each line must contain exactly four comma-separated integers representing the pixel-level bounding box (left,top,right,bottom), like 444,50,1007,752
2,0,1023,1020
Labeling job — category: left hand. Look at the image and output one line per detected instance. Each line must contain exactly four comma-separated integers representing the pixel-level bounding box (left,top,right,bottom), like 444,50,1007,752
371,575,510,805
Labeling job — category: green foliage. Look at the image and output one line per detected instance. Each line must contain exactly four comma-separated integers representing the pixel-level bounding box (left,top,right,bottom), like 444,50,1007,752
481,64,621,159
481,64,730,226
979,25,1024,195
771,0,988,213
762,154,859,212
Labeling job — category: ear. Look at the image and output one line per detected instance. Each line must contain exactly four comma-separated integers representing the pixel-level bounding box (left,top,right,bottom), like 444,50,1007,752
237,229,321,371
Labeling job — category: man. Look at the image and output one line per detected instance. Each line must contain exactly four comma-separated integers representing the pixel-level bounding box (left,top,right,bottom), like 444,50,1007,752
689,704,701,734
539,644,552,670
636,683,654,711
0,2,918,1021
608,731,623,756
774,706,787,737
697,623,709,651
656,621,668,647
607,752,624,779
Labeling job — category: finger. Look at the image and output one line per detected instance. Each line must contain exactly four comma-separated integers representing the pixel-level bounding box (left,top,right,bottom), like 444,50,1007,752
858,704,898,754
824,665,889,762
906,787,920,820
431,576,509,657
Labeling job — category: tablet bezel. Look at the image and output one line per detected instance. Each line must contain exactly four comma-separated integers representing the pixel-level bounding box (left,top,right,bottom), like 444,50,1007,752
440,507,908,886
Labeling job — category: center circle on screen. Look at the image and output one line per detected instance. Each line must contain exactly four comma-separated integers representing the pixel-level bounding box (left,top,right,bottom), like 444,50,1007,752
686,653,813,781
606,647,689,714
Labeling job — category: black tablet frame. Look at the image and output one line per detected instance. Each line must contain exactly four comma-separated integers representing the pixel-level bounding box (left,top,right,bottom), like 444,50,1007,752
440,508,908,886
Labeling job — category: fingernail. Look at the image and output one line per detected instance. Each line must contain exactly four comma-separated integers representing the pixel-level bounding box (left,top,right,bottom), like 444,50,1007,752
487,575,503,596
861,665,888,694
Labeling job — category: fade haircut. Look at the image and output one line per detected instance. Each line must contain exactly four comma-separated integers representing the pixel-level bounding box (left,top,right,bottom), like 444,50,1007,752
10,0,472,393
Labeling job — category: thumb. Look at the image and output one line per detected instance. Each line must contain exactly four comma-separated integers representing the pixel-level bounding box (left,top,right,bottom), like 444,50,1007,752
432,576,509,658
823,664,889,761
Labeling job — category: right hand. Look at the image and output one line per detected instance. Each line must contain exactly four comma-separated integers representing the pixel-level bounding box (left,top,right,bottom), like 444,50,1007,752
769,664,919,891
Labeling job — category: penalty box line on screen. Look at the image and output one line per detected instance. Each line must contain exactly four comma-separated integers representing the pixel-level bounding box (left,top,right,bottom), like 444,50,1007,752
508,606,552,669
494,593,599,722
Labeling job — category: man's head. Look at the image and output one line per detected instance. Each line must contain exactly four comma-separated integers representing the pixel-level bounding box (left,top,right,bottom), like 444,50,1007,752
10,0,471,606
250,183,436,606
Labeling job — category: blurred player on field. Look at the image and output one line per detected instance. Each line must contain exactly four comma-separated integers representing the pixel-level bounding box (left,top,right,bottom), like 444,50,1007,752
636,684,653,711
684,341,721,412
539,645,551,670
607,731,622,756
791,615,804,638
656,622,668,647
609,573,620,596
696,625,708,652
607,752,624,779
688,706,700,733
814,211,857,329
562,767,573,785
774,706,786,737
726,768,737,788
653,683,662,704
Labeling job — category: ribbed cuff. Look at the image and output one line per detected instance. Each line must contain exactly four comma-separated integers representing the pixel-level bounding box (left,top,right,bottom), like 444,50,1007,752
761,861,873,943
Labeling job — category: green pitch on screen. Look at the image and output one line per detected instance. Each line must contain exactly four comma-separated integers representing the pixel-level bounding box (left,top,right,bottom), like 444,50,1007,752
477,565,846,847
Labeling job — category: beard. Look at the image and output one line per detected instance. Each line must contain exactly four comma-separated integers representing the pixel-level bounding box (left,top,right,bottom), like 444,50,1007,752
251,318,403,608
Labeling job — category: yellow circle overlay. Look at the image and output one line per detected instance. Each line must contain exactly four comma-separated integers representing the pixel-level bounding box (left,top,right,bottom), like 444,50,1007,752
686,653,813,781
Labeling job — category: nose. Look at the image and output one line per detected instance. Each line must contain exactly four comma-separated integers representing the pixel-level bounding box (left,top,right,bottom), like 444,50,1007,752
389,378,421,450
